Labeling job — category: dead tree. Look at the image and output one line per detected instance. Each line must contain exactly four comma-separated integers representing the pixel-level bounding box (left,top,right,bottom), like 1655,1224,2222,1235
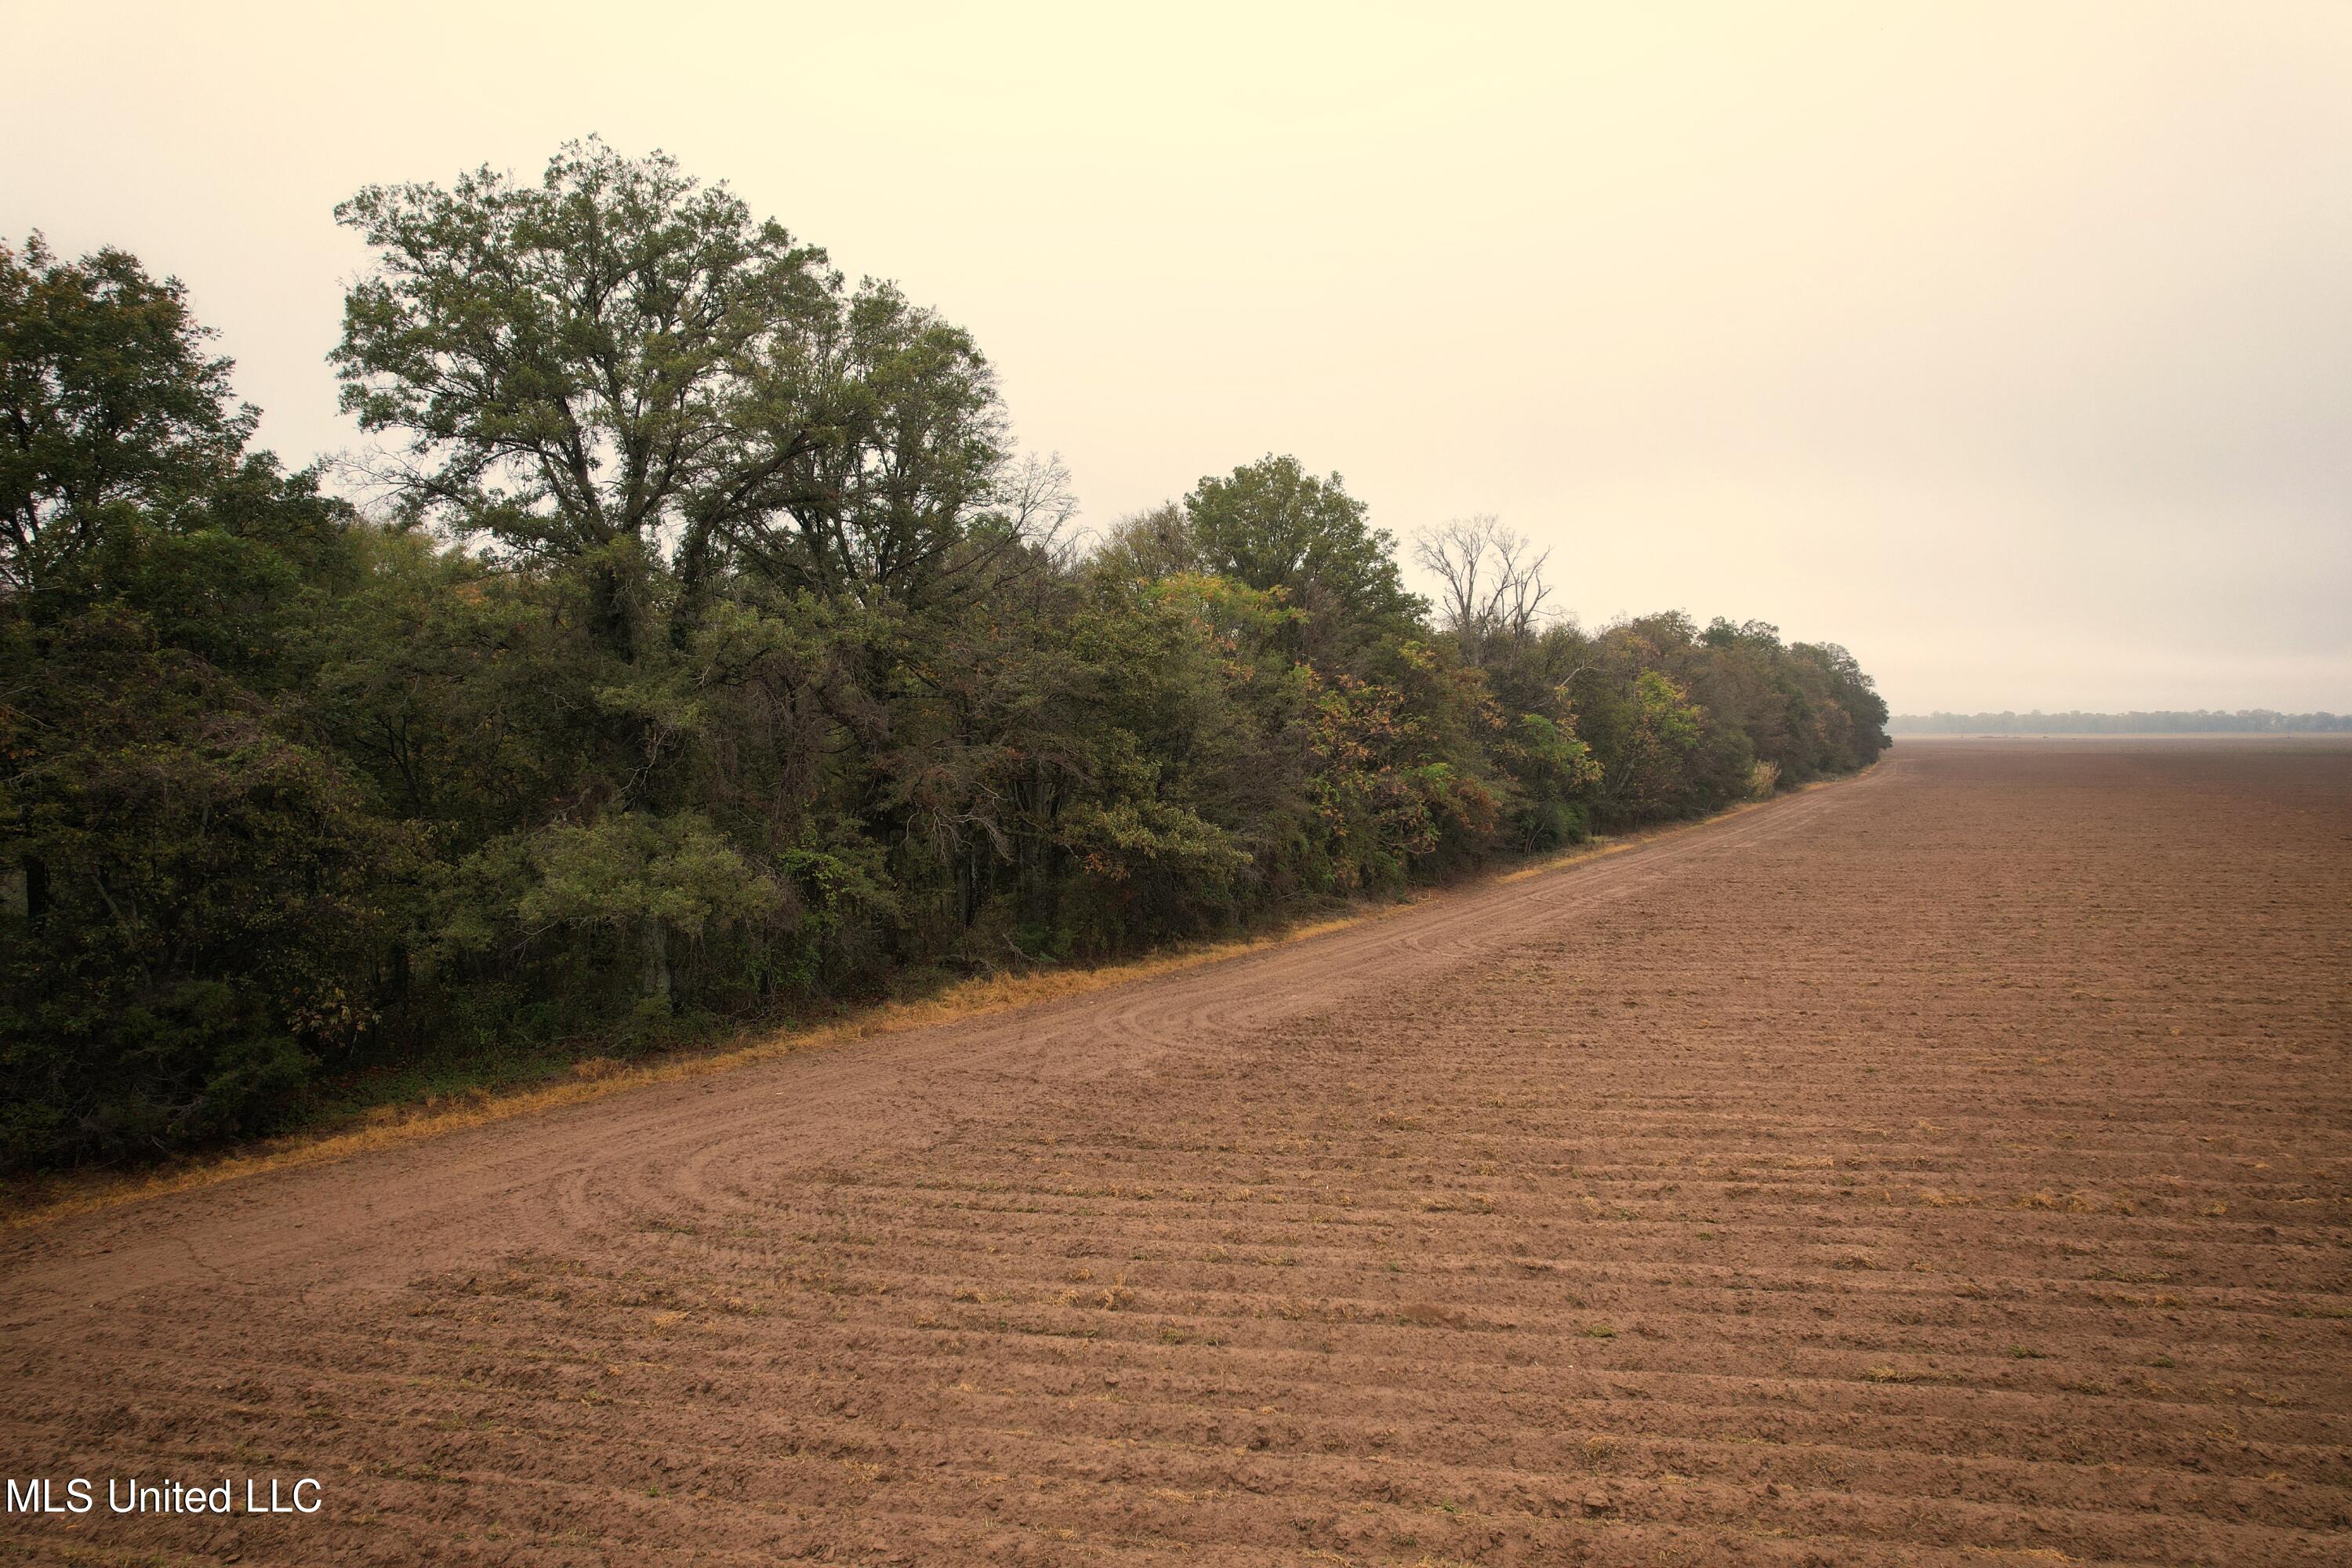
1412,514,1552,664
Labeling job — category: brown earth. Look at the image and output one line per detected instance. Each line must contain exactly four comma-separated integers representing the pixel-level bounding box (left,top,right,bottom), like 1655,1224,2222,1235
5,737,2350,1566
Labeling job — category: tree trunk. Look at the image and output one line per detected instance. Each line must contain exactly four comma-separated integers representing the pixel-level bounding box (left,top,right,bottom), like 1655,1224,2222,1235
640,919,672,1011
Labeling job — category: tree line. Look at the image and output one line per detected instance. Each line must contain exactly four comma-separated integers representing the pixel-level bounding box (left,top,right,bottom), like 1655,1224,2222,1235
1,143,1888,1170
1890,711,2347,734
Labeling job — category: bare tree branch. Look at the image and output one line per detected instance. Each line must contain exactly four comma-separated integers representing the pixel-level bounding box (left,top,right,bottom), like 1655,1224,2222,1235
1413,514,1552,663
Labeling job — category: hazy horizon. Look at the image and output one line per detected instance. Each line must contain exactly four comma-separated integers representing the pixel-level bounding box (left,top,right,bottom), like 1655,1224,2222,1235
7,1,2347,712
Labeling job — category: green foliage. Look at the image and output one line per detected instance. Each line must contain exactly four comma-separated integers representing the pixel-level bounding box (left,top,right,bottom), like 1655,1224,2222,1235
452,810,779,949
1501,713,1602,849
1,610,416,1165
1,234,255,604
332,137,1029,637
1183,456,1422,637
1,152,1887,1169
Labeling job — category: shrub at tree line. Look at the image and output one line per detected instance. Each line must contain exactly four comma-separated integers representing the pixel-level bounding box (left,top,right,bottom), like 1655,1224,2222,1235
0,143,1887,1169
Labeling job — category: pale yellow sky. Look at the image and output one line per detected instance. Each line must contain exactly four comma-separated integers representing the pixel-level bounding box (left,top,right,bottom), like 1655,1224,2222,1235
7,1,2348,711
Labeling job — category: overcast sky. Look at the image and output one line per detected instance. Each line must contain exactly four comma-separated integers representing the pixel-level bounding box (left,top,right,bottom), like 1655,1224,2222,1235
7,2,2348,712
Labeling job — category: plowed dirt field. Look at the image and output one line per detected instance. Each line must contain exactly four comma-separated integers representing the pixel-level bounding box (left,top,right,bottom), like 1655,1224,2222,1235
5,738,2350,1566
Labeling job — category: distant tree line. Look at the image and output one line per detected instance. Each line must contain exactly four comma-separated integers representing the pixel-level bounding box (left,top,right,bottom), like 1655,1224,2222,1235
1890,711,2347,735
1,143,1888,1169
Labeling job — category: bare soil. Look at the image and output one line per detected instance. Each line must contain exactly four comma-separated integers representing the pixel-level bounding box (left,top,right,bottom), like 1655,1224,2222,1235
5,739,2350,1566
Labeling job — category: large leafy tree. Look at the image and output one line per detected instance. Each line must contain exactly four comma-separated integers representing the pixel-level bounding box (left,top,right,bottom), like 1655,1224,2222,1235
332,141,1058,1012
333,139,1028,648
0,236,252,602
1182,455,1422,632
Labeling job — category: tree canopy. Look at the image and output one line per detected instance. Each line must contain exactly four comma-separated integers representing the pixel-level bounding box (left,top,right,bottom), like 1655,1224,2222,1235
2,234,256,601
1184,455,1421,628
1,143,1888,1171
